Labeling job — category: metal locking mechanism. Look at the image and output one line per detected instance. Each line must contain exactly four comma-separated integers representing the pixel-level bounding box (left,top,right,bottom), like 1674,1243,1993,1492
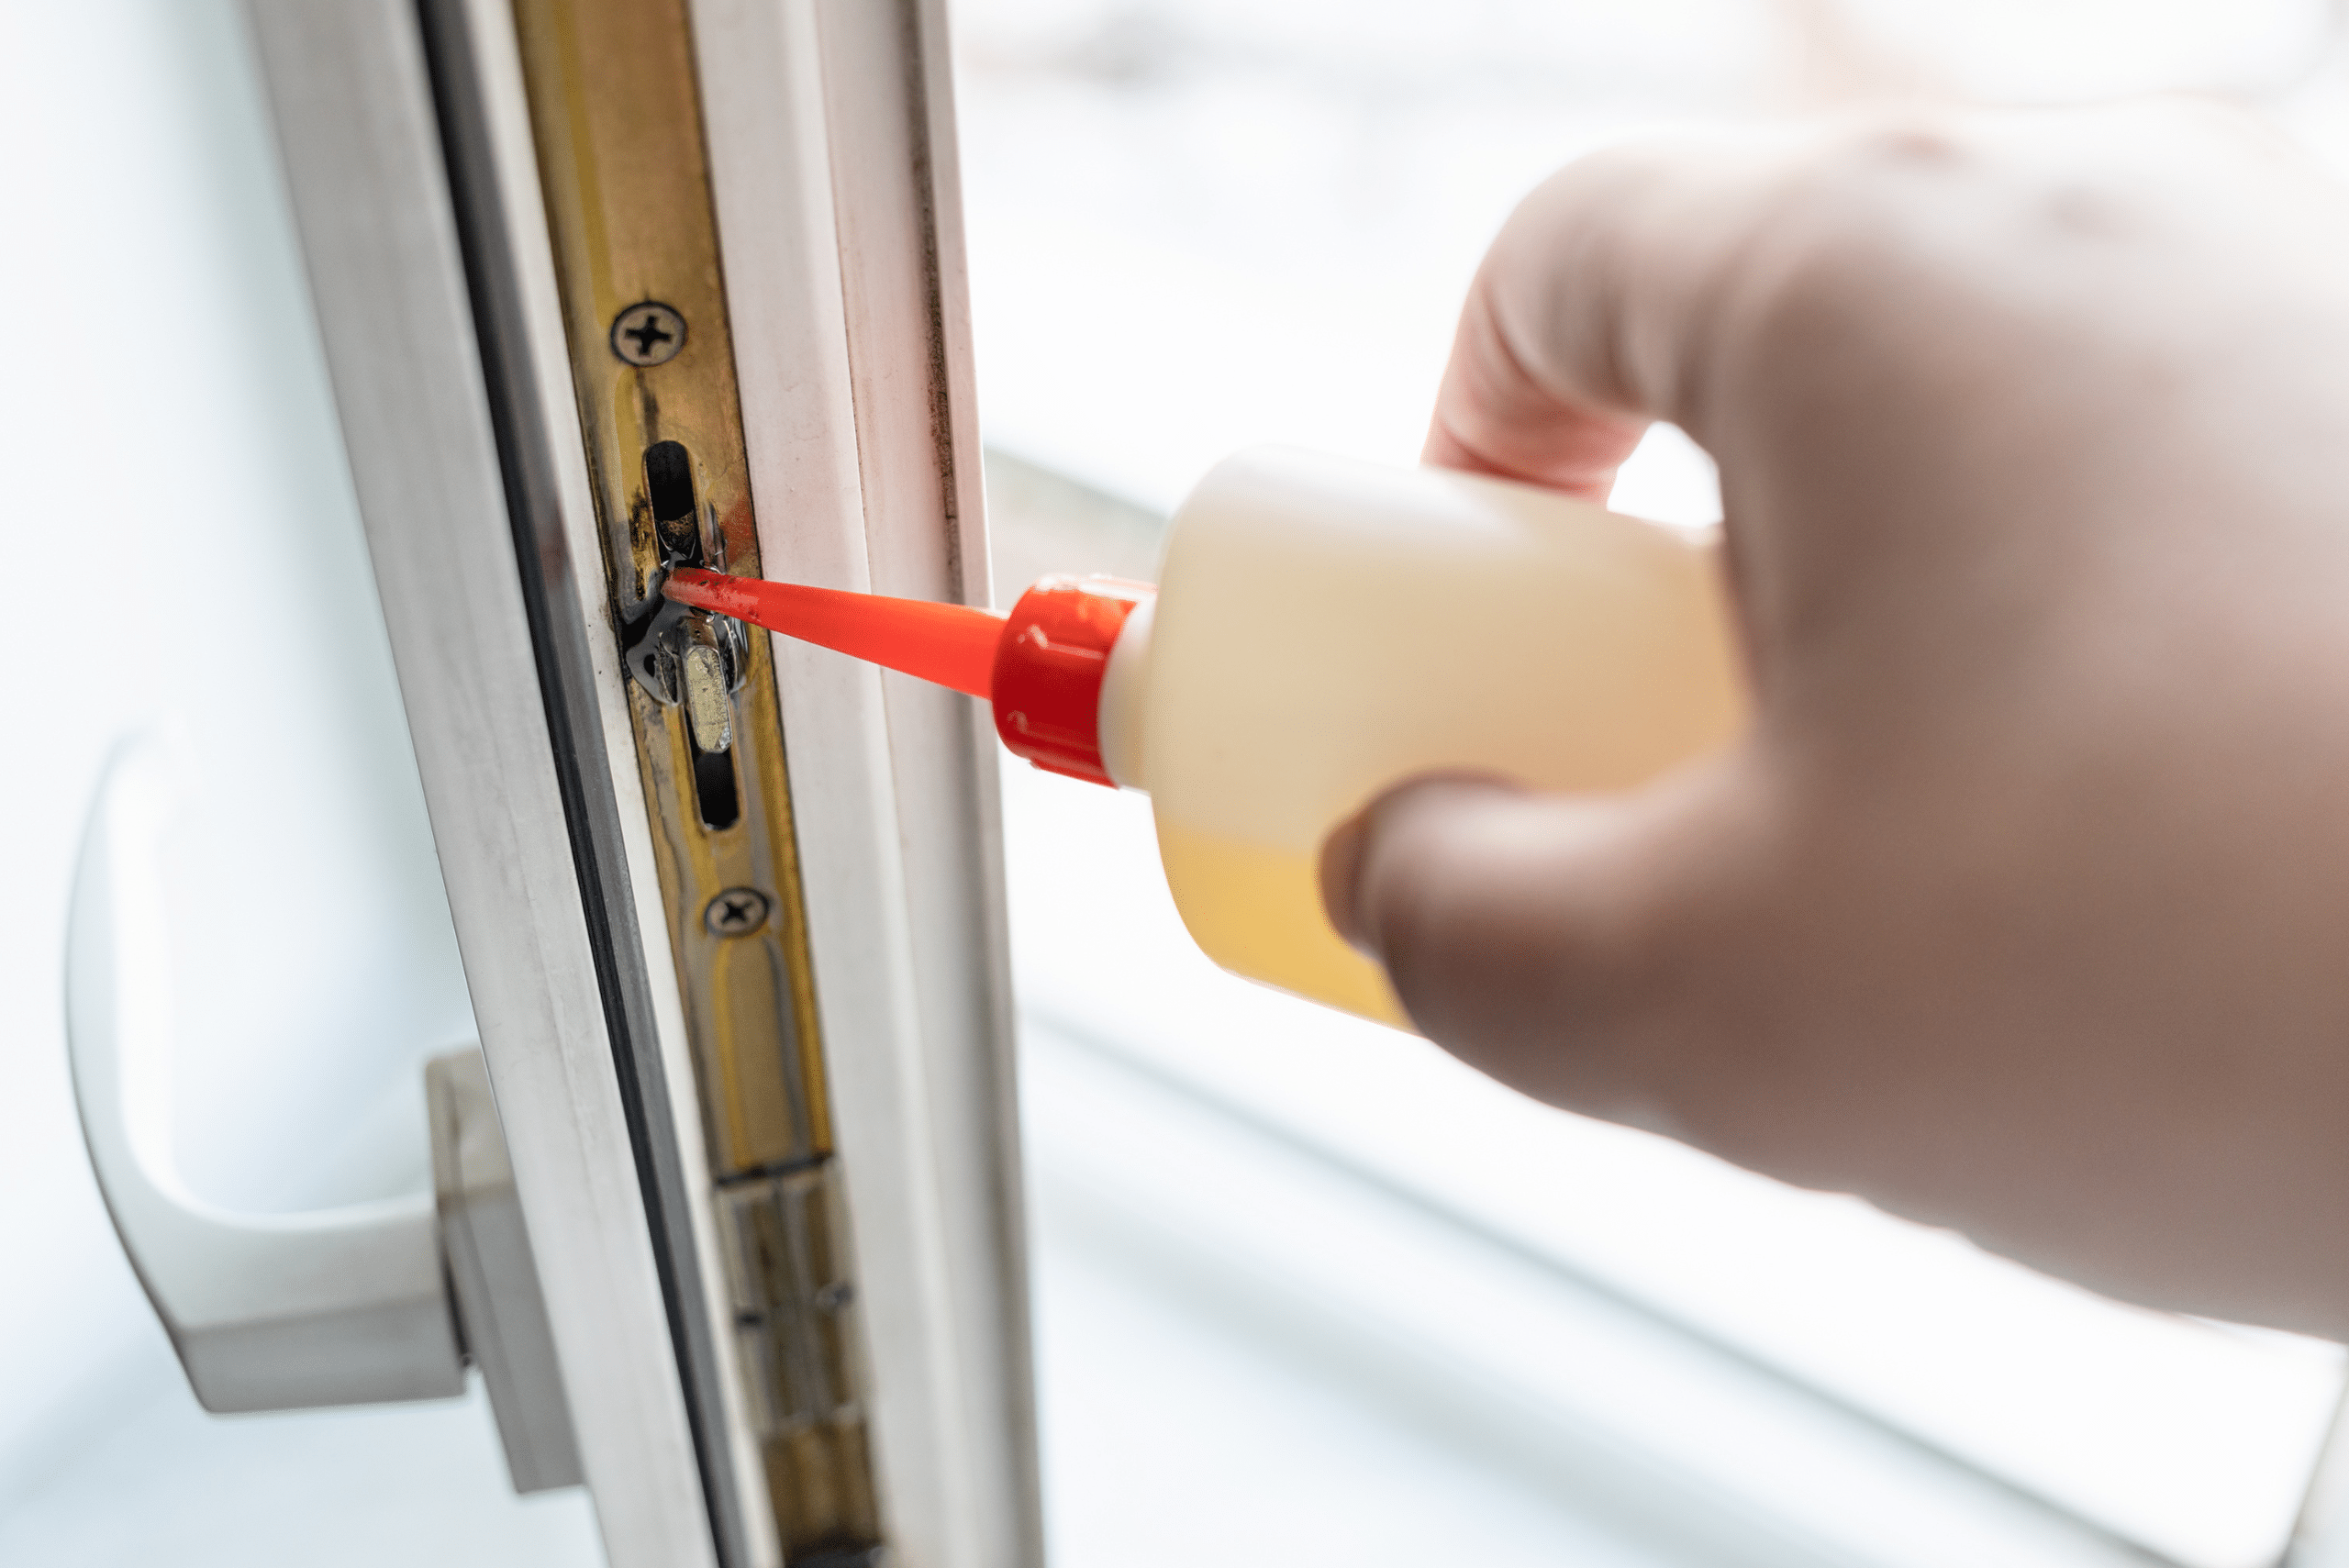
499,0,888,1551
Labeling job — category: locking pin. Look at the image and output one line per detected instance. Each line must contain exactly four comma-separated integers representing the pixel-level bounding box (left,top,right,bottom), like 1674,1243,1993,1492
682,641,732,753
621,438,749,712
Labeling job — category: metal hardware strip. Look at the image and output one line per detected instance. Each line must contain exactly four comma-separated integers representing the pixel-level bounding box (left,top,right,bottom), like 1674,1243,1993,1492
484,0,879,1557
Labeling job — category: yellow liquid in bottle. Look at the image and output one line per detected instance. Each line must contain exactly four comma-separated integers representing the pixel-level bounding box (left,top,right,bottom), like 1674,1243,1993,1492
1153,820,1410,1027
1135,448,1744,1029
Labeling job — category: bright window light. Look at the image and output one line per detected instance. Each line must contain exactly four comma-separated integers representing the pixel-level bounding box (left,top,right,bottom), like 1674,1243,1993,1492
960,5,2349,1565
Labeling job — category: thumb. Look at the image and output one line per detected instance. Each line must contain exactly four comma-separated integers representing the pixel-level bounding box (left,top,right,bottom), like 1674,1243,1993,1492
1319,763,1773,1128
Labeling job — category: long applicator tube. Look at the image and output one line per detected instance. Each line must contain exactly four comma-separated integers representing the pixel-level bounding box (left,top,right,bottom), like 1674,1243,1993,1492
663,566,1006,698
665,565,1155,789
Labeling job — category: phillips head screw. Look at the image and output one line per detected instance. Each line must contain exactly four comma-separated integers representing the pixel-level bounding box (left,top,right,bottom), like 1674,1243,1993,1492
610,302,686,367
704,887,771,938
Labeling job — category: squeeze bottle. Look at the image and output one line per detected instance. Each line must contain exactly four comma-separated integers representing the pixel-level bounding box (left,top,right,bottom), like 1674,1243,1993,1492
667,445,1746,1028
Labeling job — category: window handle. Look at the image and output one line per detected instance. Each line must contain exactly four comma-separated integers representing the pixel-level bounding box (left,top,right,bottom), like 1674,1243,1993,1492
64,741,581,1492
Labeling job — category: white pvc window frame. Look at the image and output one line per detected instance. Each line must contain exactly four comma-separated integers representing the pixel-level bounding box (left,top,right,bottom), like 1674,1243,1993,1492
242,2,1038,1564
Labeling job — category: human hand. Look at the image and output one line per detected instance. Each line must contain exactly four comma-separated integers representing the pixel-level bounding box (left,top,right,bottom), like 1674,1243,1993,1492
1320,104,2349,1334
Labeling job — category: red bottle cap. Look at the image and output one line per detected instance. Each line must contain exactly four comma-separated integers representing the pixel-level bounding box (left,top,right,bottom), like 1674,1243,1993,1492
991,576,1152,786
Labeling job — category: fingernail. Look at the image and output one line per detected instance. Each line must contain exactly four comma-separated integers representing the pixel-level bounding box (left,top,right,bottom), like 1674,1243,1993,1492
1318,806,1375,955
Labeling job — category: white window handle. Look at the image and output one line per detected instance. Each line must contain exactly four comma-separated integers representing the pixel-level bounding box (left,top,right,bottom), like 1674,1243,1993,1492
65,740,581,1492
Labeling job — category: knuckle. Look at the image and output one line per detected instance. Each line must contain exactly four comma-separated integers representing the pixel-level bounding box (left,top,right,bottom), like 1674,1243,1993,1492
1756,111,1984,257
1831,106,1976,172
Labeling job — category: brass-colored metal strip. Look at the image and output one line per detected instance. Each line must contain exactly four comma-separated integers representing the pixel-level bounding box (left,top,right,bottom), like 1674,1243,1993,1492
719,1167,878,1546
504,0,876,1555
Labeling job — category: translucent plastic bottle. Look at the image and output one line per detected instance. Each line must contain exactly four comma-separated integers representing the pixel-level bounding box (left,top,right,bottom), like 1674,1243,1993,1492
667,445,1747,1028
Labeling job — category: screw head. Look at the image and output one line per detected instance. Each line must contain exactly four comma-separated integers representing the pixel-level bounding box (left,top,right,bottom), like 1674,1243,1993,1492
610,302,686,367
704,886,771,938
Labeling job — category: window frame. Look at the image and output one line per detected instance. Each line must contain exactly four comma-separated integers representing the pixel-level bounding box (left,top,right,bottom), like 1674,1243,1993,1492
241,1,1037,1562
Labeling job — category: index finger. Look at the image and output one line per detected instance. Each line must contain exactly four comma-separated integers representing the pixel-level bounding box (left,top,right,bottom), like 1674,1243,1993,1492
1424,130,1804,500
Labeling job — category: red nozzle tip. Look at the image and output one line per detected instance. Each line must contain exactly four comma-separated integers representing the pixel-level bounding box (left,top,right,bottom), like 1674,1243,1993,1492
663,568,1006,698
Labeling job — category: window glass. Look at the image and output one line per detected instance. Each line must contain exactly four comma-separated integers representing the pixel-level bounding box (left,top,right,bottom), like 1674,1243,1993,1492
962,6,2349,1566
